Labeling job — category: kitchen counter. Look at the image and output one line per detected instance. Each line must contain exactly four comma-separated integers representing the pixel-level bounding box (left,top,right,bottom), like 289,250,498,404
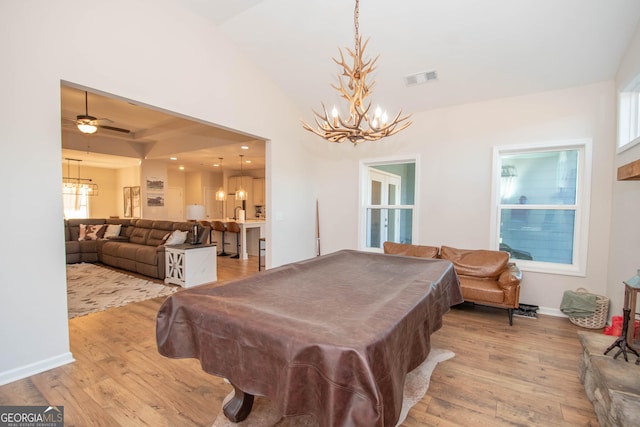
210,219,265,260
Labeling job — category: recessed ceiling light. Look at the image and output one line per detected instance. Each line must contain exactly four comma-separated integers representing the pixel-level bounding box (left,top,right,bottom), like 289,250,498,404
241,145,249,150
213,163,220,167
170,157,177,160
245,160,252,164
179,166,185,170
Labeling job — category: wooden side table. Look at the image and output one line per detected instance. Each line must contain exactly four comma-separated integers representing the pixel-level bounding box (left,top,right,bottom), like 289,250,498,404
165,244,217,288
625,273,640,353
605,271,640,363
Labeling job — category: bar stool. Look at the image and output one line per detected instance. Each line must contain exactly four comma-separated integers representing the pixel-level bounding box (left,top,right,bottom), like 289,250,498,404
226,221,241,259
199,220,212,244
212,221,230,256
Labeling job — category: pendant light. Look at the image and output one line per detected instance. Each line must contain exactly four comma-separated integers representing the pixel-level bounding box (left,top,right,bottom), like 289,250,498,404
62,158,99,196
215,158,227,201
235,155,248,201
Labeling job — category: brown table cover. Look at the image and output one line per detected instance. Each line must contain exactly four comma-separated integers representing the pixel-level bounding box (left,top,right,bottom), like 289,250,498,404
156,249,462,426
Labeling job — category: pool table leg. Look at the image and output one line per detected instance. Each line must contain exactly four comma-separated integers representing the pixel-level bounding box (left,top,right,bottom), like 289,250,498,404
222,382,254,422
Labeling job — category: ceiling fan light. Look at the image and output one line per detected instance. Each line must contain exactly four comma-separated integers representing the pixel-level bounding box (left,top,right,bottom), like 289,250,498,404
77,123,98,134
76,115,98,134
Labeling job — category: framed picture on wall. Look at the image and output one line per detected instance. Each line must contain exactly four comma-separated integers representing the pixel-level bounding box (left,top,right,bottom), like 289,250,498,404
146,176,164,191
147,192,164,207
131,186,141,217
123,187,132,217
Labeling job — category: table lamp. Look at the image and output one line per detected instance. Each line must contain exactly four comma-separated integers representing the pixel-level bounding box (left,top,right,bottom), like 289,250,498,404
186,204,205,245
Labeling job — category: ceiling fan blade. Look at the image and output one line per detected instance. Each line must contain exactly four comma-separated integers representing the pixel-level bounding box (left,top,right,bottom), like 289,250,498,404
100,124,131,134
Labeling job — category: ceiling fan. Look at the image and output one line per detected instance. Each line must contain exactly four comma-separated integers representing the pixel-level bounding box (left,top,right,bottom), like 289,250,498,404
70,91,131,135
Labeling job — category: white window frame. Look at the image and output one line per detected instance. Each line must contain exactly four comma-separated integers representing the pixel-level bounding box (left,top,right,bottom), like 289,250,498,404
490,139,592,276
358,155,420,252
618,73,640,153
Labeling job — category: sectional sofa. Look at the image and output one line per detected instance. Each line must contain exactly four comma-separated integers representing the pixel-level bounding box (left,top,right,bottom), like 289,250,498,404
65,218,210,279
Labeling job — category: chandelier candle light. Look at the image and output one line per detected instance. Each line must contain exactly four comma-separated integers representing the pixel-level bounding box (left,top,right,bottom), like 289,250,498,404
302,0,412,145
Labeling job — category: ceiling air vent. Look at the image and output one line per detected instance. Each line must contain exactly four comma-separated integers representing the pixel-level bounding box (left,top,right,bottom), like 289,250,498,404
404,70,438,86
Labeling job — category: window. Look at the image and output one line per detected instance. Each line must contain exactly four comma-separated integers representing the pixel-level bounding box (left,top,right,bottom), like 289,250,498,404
618,74,640,152
491,140,591,276
359,159,417,250
63,187,90,219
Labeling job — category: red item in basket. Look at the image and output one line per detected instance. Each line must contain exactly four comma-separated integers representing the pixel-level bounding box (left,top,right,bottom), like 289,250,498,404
602,315,639,337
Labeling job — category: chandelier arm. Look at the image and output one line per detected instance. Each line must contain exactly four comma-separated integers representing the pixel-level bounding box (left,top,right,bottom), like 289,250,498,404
331,79,356,104
333,50,355,77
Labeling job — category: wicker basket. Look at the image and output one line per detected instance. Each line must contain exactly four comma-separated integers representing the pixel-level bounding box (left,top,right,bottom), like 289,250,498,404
568,288,610,329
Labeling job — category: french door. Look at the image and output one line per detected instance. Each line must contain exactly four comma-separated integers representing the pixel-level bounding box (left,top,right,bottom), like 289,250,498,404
366,169,401,248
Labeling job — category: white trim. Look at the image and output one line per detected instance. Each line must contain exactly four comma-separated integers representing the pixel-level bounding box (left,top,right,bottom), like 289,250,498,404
358,155,420,250
0,352,75,386
490,139,592,277
617,73,640,152
537,306,567,318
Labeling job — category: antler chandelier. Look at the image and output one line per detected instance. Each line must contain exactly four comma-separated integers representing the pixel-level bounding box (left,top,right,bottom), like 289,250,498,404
302,0,412,145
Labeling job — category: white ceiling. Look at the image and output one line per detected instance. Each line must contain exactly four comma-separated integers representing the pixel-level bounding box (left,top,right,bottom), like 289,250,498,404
61,0,640,170
60,84,266,172
211,0,640,115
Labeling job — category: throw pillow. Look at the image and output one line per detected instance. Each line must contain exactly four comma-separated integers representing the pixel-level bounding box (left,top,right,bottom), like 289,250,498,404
83,224,107,241
103,224,122,239
164,230,188,245
78,224,88,241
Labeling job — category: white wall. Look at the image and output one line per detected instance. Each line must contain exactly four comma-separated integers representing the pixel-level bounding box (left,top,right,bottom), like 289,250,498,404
608,23,640,320
317,81,616,314
0,0,318,384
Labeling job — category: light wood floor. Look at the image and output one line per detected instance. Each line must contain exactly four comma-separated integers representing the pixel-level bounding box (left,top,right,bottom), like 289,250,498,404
0,256,599,426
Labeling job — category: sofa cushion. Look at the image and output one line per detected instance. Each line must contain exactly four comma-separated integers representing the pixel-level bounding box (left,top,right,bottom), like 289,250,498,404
66,240,79,254
136,245,161,265
458,276,505,304
129,227,150,245
147,226,174,246
64,221,71,241
440,246,509,278
383,241,439,258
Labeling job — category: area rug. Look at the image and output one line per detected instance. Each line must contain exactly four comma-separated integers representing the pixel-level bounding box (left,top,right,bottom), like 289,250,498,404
67,263,178,319
211,348,455,427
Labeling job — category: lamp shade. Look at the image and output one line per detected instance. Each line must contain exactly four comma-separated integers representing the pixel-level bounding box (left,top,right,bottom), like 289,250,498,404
186,204,205,221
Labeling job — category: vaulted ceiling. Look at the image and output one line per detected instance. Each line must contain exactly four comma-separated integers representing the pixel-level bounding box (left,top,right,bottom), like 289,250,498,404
210,0,640,115
61,0,640,171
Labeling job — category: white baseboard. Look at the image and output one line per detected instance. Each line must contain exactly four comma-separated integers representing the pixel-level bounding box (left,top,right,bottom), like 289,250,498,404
537,306,567,318
0,352,75,386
